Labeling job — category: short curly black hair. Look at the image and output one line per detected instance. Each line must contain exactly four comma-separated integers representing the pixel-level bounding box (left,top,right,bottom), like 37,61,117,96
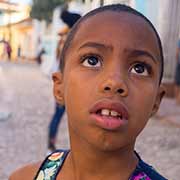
60,4,164,83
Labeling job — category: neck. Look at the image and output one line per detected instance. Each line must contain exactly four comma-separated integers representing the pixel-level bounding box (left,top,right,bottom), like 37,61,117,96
68,137,138,180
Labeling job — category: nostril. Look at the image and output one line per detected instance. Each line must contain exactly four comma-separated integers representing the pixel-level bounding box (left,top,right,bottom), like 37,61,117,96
104,86,111,91
117,89,124,94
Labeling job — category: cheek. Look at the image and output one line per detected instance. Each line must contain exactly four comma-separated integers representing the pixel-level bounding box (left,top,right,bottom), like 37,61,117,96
63,68,101,145
63,68,95,121
64,71,83,113
63,66,98,107
128,82,158,134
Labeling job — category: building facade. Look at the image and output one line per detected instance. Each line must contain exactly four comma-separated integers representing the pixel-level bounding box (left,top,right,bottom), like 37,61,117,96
0,1,32,60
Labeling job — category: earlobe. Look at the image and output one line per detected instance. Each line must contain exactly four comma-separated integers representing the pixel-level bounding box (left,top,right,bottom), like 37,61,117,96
52,72,64,106
150,85,166,117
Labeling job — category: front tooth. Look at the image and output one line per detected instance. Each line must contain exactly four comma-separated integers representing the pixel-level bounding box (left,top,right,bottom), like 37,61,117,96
101,109,110,116
110,110,118,117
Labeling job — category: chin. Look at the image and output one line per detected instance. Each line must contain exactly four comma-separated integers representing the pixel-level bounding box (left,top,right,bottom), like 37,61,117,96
101,144,120,152
91,137,127,152
95,143,126,153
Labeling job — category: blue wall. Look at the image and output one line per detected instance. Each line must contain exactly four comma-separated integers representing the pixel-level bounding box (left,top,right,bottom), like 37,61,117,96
134,0,158,28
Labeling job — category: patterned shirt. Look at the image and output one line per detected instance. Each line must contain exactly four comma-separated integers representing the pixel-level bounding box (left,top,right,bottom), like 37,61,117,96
34,149,167,180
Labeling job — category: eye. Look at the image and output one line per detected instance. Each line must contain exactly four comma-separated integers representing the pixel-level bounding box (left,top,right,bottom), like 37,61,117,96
81,55,102,68
130,62,151,76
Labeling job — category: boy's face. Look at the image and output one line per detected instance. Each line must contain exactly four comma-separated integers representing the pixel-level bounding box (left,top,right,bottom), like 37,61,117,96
54,11,164,151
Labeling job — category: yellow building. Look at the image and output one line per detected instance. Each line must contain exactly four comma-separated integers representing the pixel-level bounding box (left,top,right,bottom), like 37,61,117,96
0,0,32,60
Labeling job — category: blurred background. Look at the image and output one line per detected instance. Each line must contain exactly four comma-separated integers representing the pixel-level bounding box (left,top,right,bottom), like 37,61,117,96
0,0,180,179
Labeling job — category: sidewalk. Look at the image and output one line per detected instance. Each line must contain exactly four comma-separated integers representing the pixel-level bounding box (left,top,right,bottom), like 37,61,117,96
155,97,180,127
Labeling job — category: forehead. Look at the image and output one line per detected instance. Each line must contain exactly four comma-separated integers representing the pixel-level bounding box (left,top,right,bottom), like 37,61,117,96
69,11,160,60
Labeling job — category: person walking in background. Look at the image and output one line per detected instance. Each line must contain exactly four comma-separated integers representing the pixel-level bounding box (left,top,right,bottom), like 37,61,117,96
5,41,12,61
7,42,12,60
48,103,65,151
0,40,12,61
48,7,81,152
17,45,21,61
36,38,46,65
48,27,67,152
175,39,180,104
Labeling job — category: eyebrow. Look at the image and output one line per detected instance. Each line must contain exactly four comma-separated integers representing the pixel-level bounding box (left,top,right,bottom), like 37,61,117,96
78,42,113,51
128,49,157,64
78,42,157,63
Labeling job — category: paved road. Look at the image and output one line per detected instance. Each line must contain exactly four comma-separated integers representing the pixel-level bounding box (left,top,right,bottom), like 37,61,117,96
0,61,180,180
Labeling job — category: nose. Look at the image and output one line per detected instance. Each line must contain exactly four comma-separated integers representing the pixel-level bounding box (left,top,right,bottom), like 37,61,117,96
100,74,128,97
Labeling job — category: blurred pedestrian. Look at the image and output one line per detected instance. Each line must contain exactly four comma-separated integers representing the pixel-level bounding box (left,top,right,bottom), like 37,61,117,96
48,103,65,151
4,41,12,61
60,7,81,28
0,40,12,61
37,48,46,64
17,45,21,60
48,8,81,152
175,39,180,104
36,38,46,65
48,23,68,153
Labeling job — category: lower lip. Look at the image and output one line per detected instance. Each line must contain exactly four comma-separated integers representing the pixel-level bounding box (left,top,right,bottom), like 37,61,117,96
90,113,127,130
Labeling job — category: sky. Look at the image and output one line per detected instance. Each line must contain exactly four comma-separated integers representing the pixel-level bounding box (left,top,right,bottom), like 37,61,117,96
10,0,32,5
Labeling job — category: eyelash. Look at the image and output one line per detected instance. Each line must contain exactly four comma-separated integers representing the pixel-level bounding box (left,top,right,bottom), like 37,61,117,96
132,61,152,74
80,53,102,64
80,54,152,75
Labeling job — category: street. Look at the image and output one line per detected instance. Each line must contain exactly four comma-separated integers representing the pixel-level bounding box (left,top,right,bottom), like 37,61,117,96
0,61,180,180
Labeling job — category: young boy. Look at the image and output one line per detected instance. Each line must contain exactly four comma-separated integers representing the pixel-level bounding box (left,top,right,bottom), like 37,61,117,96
10,4,166,180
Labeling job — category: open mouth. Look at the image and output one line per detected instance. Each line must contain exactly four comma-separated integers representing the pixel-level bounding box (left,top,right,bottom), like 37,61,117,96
89,100,129,130
96,109,124,119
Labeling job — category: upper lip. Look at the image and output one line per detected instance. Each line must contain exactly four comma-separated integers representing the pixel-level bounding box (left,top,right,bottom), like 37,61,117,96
89,99,129,120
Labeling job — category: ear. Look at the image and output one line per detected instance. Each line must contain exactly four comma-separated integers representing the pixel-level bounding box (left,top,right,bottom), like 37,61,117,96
52,72,64,106
150,85,166,117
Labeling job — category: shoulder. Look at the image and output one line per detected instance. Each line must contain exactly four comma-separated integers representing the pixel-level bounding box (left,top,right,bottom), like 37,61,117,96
134,152,168,180
9,162,41,180
139,159,168,180
9,150,69,180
